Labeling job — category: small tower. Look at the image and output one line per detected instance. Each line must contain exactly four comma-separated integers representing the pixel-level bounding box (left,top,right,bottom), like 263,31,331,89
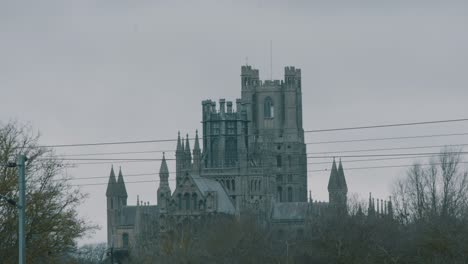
175,131,183,185
192,130,202,174
185,134,192,169
368,192,375,217
117,167,128,207
327,158,348,213
157,153,171,213
106,166,119,247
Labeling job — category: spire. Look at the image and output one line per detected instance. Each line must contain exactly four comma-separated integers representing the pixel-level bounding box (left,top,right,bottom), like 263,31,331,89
185,134,192,162
377,199,380,214
368,192,374,215
327,158,339,191
193,130,200,152
181,136,185,153
381,199,384,215
117,167,128,197
158,153,171,189
192,130,202,173
106,166,118,197
337,158,348,192
159,152,169,175
176,131,182,152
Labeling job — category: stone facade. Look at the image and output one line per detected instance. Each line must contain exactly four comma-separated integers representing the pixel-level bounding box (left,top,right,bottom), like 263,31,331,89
104,65,393,261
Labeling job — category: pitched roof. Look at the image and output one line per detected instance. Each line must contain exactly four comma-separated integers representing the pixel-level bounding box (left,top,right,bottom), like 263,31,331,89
191,174,235,214
106,166,118,197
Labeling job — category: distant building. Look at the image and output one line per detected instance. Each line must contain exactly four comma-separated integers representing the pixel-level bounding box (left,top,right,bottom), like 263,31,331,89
105,65,392,261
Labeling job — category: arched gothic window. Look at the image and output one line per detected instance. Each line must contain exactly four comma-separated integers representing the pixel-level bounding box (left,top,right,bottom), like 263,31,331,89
122,233,129,248
277,186,283,202
264,97,274,118
192,193,198,210
184,193,190,210
288,187,293,202
177,194,182,210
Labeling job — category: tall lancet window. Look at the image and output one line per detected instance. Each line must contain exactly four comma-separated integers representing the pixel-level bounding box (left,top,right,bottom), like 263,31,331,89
264,97,274,118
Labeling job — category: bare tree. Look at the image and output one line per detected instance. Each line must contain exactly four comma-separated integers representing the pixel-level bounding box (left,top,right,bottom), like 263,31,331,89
0,121,97,263
393,147,468,222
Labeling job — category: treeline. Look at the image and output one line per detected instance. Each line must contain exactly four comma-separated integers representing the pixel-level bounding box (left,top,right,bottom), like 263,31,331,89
128,149,468,264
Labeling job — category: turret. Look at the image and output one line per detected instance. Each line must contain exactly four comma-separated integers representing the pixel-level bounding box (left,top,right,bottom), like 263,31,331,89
327,158,348,213
185,134,192,169
106,166,118,199
157,153,171,213
106,166,119,247
241,65,259,90
368,192,375,216
117,167,128,206
337,159,348,194
175,131,183,184
192,130,201,174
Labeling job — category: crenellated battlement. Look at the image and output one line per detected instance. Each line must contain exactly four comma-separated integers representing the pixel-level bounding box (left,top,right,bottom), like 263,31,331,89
241,65,259,78
202,98,244,114
285,66,301,77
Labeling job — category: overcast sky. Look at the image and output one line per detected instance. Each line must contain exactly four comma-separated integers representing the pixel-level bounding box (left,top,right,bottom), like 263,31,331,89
1,1,467,245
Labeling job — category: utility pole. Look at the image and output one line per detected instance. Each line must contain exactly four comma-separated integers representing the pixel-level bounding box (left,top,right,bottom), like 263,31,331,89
17,154,27,264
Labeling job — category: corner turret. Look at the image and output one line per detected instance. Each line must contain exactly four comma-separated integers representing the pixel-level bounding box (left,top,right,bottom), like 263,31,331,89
192,130,201,174
175,131,183,184
328,158,348,212
185,134,192,168
157,153,171,213
117,167,128,204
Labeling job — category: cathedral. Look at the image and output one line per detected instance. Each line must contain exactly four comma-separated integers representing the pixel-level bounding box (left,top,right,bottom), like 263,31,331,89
105,65,392,260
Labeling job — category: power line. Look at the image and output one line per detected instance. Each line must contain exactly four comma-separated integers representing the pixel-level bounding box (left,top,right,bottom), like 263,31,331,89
308,155,439,165
309,161,468,173
70,160,468,187
307,152,468,159
308,143,468,155
306,132,468,145
30,118,468,149
64,155,437,167
57,149,173,157
55,142,468,158
40,151,468,162
304,118,468,133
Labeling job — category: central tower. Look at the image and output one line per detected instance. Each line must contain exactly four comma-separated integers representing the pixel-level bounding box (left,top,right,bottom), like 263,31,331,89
200,65,307,207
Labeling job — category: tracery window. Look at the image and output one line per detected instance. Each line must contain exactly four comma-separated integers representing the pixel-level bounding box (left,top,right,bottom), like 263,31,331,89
184,193,190,210
264,97,274,118
277,186,283,202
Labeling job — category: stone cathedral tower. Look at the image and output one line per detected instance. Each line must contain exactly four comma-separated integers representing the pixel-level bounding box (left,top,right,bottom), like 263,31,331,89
200,65,307,210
